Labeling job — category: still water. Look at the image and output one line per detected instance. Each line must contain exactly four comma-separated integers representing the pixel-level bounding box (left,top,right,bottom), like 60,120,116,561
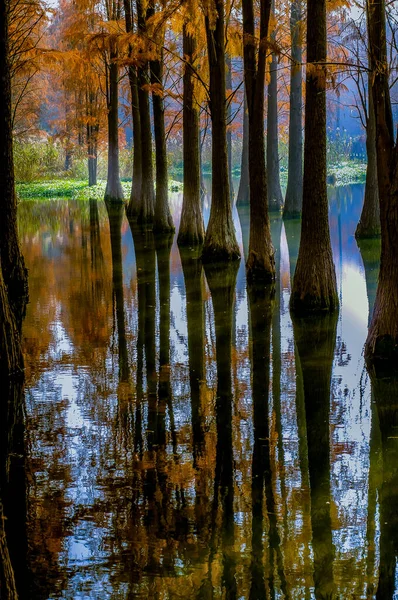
9,183,397,599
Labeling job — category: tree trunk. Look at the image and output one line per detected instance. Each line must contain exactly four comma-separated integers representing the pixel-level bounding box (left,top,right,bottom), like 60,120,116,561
104,53,124,203
356,79,380,238
135,0,155,224
178,26,204,246
123,0,143,216
226,53,234,204
292,313,338,600
151,48,174,232
87,110,98,187
284,0,303,219
202,0,240,262
0,500,18,600
236,87,250,207
243,0,275,282
0,0,27,328
365,0,398,373
290,0,338,314
267,3,283,212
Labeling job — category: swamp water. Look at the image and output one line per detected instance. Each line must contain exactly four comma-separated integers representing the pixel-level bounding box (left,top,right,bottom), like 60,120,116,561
6,183,398,599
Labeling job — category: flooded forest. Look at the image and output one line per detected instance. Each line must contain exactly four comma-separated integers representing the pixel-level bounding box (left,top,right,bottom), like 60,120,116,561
1,0,398,598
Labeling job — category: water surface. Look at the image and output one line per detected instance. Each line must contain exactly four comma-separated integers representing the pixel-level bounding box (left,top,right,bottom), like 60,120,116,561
10,183,397,599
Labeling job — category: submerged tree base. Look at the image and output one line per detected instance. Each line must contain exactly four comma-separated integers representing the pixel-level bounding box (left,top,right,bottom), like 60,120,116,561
177,230,204,247
290,289,339,316
365,334,398,377
202,241,241,264
246,251,275,285
355,222,381,240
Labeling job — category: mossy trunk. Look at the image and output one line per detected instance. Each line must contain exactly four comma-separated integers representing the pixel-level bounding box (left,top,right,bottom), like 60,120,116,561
151,48,174,233
178,27,204,246
0,0,27,328
202,0,240,262
236,89,250,207
356,79,380,238
365,0,398,374
290,0,338,314
104,54,124,204
243,0,275,282
284,0,303,218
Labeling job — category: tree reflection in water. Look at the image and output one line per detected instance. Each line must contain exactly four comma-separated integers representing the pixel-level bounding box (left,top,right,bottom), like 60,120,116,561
15,187,397,598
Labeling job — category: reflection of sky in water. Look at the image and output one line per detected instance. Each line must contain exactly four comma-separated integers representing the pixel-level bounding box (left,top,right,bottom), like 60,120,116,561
19,184,393,599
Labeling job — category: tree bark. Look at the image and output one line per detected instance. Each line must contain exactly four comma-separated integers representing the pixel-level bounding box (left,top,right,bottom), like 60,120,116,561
178,26,204,246
365,0,398,374
87,94,98,188
226,53,234,204
356,78,380,238
236,87,250,207
242,0,275,282
202,0,240,262
135,0,155,223
104,51,124,203
267,2,283,212
0,0,27,328
151,47,174,232
290,0,338,314
123,0,142,215
284,0,303,219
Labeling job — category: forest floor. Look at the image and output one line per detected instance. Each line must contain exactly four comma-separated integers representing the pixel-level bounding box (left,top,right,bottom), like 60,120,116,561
16,161,366,200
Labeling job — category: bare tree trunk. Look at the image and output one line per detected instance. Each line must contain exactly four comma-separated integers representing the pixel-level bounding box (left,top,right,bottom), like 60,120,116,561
104,51,124,203
151,47,174,232
0,0,27,328
135,0,155,223
226,53,234,204
178,26,204,245
236,87,250,207
284,0,303,218
365,0,398,373
356,79,380,238
290,0,338,314
202,0,240,262
243,0,275,282
123,0,142,215
87,107,98,187
267,2,283,212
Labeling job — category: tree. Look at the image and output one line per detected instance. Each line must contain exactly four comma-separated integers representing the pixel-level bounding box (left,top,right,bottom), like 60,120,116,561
364,0,398,373
290,0,338,314
0,0,28,328
236,87,249,207
267,0,283,211
242,0,275,281
103,6,124,203
178,21,205,245
150,35,174,232
123,0,143,213
135,0,155,223
284,0,303,219
202,0,240,262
